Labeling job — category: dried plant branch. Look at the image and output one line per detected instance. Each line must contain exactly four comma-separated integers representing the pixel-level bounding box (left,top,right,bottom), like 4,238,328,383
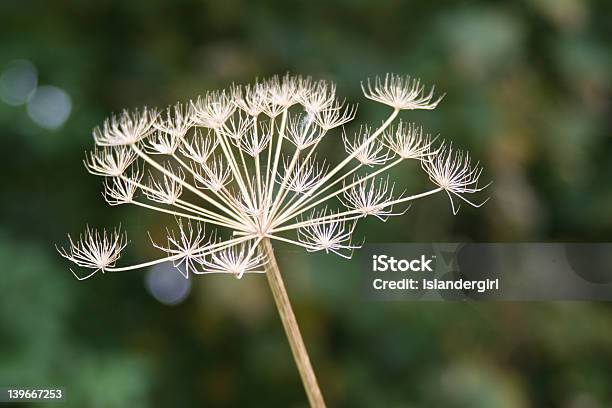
58,73,489,407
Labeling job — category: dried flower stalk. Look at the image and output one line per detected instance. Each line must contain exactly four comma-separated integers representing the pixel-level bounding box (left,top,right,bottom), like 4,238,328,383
58,73,489,407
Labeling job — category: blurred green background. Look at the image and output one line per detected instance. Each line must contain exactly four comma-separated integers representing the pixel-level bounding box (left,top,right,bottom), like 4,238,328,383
1,0,612,407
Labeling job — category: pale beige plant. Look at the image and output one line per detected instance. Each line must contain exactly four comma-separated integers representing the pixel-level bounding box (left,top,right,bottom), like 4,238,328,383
58,73,488,407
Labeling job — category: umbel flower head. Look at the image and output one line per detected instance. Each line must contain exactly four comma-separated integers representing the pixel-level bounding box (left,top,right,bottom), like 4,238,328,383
58,73,489,280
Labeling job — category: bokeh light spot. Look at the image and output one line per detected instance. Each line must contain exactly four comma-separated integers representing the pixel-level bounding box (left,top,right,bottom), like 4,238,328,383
0,59,38,106
26,85,72,130
145,262,191,305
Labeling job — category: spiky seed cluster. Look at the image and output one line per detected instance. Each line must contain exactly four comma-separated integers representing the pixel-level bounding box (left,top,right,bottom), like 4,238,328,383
282,155,328,194
343,126,389,167
202,243,266,278
362,74,444,110
93,107,159,146
57,226,127,280
145,165,184,205
150,220,211,278
103,171,142,205
84,146,137,177
422,144,490,214
384,121,437,160
340,176,405,221
58,73,489,280
297,210,359,259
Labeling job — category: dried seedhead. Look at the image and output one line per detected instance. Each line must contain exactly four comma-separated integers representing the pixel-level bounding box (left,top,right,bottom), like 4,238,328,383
59,73,488,280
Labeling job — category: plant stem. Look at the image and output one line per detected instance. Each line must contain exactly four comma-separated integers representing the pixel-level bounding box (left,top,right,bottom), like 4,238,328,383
260,238,326,407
